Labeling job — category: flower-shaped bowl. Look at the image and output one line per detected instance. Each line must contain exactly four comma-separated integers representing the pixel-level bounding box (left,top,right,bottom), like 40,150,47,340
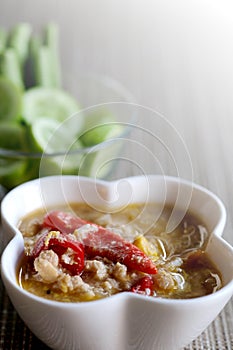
1,175,233,350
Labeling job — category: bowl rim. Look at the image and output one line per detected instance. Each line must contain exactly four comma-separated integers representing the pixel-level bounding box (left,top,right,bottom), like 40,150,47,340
1,174,233,307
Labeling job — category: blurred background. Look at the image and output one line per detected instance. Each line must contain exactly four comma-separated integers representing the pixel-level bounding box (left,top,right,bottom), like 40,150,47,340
1,0,232,118
1,0,233,242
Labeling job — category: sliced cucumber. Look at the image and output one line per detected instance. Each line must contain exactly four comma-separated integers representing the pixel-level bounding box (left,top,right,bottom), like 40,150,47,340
27,116,84,175
80,108,124,147
78,139,123,178
37,132,83,177
27,118,60,152
23,87,81,123
28,117,83,154
78,108,126,178
80,123,124,147
0,76,22,122
39,148,82,177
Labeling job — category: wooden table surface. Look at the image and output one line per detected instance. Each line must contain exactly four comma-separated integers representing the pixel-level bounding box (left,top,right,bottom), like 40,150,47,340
1,0,233,349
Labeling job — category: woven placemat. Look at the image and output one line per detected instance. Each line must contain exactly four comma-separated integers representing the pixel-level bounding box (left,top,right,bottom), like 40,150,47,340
0,276,232,350
184,299,233,350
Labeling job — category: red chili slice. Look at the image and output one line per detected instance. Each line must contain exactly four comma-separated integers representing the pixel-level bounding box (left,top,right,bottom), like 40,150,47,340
83,227,157,274
43,211,157,275
43,210,86,234
31,231,85,275
130,276,154,295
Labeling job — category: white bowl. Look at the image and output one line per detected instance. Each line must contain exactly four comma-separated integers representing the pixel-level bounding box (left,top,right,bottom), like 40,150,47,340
1,175,233,350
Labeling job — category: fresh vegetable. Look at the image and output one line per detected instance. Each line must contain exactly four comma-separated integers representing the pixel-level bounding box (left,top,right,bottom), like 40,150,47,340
80,122,123,147
26,118,60,153
43,210,86,233
8,22,32,66
0,48,24,90
0,120,36,188
0,28,7,54
44,23,61,88
0,122,27,149
0,77,22,121
32,230,85,275
0,22,124,189
0,159,28,189
83,227,157,274
22,86,80,123
80,108,124,147
43,210,157,274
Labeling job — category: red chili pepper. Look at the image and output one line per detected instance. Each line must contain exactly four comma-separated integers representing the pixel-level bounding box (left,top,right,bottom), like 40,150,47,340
31,231,85,275
43,211,157,275
43,210,86,234
83,227,157,274
130,276,154,295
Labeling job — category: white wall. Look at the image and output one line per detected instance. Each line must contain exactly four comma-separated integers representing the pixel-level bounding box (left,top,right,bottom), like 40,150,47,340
1,0,233,118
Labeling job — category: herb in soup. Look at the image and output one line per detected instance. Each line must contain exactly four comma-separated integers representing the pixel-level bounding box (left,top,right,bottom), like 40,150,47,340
18,203,222,302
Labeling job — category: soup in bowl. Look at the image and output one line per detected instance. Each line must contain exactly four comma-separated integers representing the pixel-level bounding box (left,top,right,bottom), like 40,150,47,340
1,175,233,350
